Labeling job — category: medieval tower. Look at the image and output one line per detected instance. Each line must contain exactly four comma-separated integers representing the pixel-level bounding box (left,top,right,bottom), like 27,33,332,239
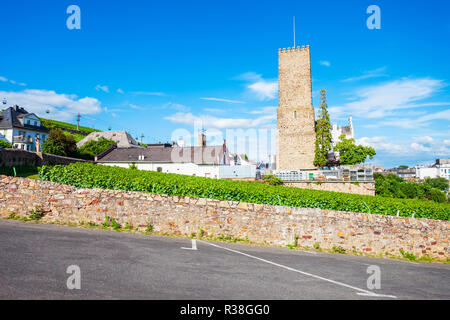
276,45,316,170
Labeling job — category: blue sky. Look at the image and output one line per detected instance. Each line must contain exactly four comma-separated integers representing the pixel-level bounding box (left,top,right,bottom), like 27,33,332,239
0,0,449,167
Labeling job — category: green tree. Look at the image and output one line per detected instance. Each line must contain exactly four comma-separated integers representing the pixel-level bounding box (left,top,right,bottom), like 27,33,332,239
424,177,449,191
334,134,376,165
0,140,12,148
42,128,77,156
314,89,332,168
78,137,116,159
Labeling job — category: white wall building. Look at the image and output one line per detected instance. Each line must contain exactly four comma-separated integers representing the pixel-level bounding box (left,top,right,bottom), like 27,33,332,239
0,105,49,151
331,116,354,146
415,159,450,180
96,140,256,179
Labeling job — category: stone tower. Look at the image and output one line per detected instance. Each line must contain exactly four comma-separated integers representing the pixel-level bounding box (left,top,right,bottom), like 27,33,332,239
277,45,316,170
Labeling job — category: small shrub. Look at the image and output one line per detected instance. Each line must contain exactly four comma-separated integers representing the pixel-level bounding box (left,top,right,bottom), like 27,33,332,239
29,209,45,221
332,246,346,254
399,249,417,261
146,222,154,233
124,222,133,230
313,242,320,250
262,174,284,186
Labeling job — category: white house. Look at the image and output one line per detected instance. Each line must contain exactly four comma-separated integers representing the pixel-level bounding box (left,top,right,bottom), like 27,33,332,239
96,139,257,179
0,105,49,151
415,159,450,180
331,116,354,146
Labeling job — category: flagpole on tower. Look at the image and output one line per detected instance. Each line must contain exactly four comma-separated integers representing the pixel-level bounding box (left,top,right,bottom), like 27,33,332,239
293,16,296,48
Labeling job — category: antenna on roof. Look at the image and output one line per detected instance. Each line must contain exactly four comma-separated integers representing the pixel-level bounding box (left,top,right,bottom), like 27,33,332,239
293,16,296,48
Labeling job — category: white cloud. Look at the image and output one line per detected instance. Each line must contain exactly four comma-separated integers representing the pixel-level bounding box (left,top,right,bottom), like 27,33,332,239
0,89,102,121
320,61,331,67
129,104,144,110
236,72,278,101
330,78,447,119
203,108,227,114
357,136,450,157
0,76,26,86
342,67,388,82
95,84,109,93
163,102,189,112
165,112,276,130
200,97,245,104
248,106,277,115
117,88,124,94
380,109,450,128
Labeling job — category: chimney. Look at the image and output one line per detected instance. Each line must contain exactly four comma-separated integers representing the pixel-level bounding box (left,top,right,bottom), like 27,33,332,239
198,132,206,147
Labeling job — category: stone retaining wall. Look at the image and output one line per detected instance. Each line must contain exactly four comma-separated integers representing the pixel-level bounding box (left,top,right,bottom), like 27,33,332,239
0,175,448,260
285,181,376,196
0,149,91,167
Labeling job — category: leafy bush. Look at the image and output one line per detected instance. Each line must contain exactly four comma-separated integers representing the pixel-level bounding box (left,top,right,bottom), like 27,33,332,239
0,140,12,148
262,174,283,186
42,128,77,157
374,173,448,203
78,137,116,159
39,163,450,220
425,177,449,191
430,188,446,203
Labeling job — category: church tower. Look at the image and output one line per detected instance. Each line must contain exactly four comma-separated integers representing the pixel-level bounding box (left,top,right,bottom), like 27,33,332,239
276,45,316,170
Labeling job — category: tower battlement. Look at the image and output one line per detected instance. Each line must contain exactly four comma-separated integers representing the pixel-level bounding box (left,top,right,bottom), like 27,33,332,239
278,45,310,53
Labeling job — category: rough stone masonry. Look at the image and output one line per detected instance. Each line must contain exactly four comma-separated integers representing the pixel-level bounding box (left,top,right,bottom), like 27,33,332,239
0,175,448,260
277,46,316,170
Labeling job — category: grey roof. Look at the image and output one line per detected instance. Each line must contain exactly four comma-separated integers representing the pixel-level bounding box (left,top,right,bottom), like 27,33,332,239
97,145,226,165
77,131,141,148
0,106,49,133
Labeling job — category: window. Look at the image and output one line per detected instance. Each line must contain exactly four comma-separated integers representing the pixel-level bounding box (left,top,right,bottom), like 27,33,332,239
293,111,297,119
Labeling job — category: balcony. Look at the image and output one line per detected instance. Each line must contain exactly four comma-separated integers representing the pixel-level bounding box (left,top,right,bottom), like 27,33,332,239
13,136,33,144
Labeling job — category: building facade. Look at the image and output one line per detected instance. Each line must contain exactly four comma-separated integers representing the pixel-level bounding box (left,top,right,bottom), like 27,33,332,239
276,45,316,170
0,105,49,151
331,116,354,146
96,140,256,179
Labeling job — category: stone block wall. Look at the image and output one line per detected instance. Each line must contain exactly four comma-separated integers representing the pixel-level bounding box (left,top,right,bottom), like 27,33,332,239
277,46,316,170
0,149,91,167
0,176,448,260
285,181,376,196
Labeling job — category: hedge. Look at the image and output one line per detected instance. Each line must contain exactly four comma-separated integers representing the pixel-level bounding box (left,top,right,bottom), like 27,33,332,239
38,163,450,220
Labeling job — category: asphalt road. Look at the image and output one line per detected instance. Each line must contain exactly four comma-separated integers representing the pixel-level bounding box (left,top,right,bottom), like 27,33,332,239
0,220,449,300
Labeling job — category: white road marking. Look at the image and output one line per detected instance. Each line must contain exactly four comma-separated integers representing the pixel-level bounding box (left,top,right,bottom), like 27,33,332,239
300,250,318,255
181,239,197,251
357,292,398,298
200,240,397,299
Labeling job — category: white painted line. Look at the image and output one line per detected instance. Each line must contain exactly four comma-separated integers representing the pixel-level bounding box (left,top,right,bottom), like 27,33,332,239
200,240,397,299
300,250,318,255
357,292,398,299
181,239,197,251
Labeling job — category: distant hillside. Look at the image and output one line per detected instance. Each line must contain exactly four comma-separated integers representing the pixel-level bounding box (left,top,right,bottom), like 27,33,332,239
40,118,101,143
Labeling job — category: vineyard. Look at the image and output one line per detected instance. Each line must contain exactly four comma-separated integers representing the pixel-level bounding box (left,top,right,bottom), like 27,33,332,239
39,163,450,221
